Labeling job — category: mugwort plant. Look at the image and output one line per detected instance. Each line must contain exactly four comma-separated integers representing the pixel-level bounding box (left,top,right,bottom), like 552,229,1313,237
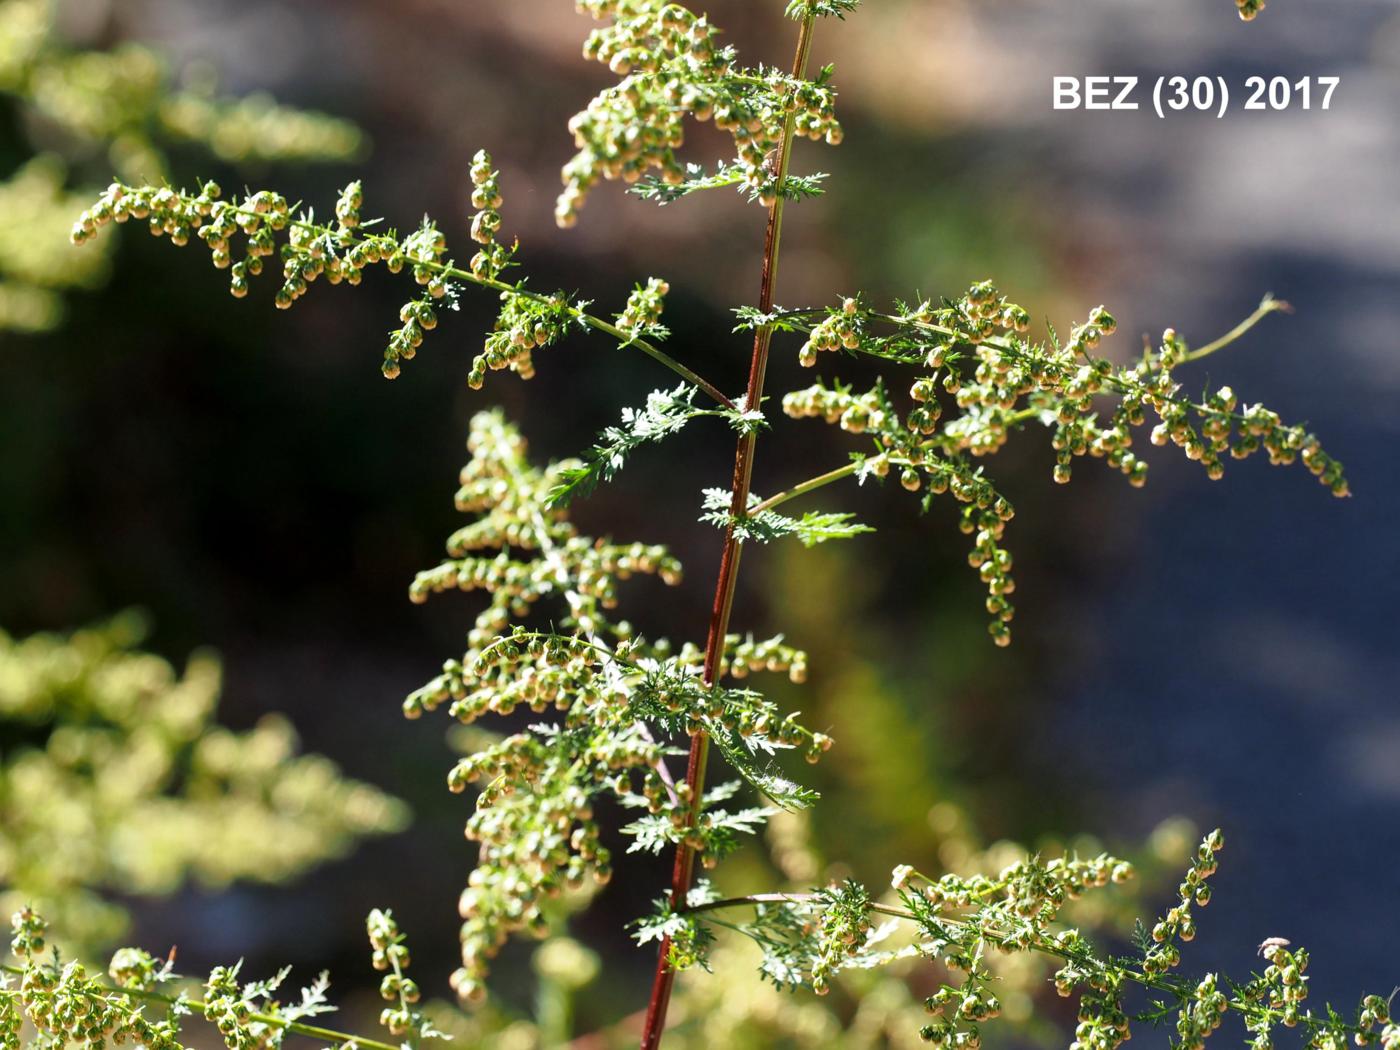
27,1,1388,1048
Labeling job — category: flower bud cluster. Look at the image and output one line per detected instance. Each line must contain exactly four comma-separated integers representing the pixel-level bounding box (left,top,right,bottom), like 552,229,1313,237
655,632,810,683
1254,940,1311,1029
433,634,614,727
71,178,426,376
1046,932,1132,1050
910,852,1133,930
636,663,832,763
75,168,695,398
788,284,1346,499
1142,829,1223,977
6,910,181,1050
897,851,1137,1049
334,179,362,230
366,909,436,1043
445,708,648,1002
783,377,1019,645
27,959,182,1050
3,907,436,1050
379,218,457,378
559,1,842,224
771,282,1347,640
719,633,808,683
407,565,830,1000
1068,305,1341,494
410,534,681,643
395,413,749,1000
1243,978,1397,1049
890,834,1383,1050
797,297,863,367
920,926,1004,1050
1173,973,1229,1049
9,908,43,959
406,412,682,664
616,277,670,339
922,979,1001,1049
1360,996,1394,1036
468,149,512,282
107,946,168,992
205,944,403,1049
203,965,267,1050
783,377,893,434
471,292,578,390
459,152,556,391
913,285,1139,488
1069,972,1131,1050
810,881,872,996
918,1023,982,1049
71,171,587,391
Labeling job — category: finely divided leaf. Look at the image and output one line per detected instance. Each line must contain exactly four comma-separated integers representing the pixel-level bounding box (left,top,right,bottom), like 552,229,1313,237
632,161,827,207
700,488,873,547
548,384,702,507
710,730,820,811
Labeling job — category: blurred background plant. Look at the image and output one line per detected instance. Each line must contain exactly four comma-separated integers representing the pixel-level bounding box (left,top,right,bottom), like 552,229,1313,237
0,0,397,983
0,0,361,333
0,0,1394,1046
0,612,406,957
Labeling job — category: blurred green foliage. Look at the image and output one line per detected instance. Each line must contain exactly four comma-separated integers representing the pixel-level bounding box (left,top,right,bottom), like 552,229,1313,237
0,613,407,956
0,0,401,966
0,0,362,332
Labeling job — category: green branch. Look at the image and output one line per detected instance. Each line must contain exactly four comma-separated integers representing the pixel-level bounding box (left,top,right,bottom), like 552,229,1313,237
270,212,735,408
768,300,1306,436
748,462,863,515
78,186,735,410
680,893,1373,1044
1183,294,1290,362
0,965,401,1050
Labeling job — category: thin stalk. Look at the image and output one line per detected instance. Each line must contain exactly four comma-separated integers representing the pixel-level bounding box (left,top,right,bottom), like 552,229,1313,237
748,460,862,515
637,13,818,1050
748,444,1018,519
577,316,735,408
0,966,399,1050
1182,294,1289,362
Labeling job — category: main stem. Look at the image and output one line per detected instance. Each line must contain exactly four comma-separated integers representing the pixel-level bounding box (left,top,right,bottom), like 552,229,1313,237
636,14,817,1050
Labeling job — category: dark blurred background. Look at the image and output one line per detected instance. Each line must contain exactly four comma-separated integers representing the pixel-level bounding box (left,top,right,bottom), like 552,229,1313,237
1,0,1395,1043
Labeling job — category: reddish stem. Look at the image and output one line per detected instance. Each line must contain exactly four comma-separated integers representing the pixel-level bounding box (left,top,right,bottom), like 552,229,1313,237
636,14,817,1049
